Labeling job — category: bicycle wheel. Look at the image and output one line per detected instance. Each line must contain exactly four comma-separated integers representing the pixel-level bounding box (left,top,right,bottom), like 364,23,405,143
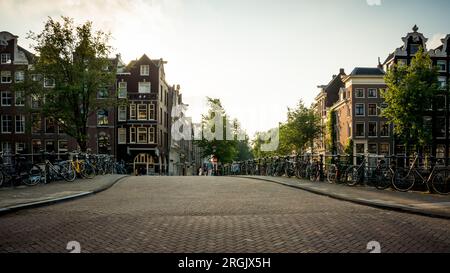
22,164,43,186
81,163,96,179
60,163,76,182
344,166,361,187
392,168,415,192
308,166,317,182
431,170,450,195
327,165,337,184
374,168,393,190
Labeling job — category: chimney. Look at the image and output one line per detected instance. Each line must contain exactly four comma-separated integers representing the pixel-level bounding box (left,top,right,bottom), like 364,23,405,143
377,57,383,69
339,68,345,75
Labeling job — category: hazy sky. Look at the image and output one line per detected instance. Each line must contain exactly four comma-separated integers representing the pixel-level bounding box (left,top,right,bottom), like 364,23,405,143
1,0,450,137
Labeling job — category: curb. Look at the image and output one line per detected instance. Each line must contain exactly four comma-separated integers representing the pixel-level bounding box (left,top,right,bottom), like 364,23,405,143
0,175,129,216
237,176,450,220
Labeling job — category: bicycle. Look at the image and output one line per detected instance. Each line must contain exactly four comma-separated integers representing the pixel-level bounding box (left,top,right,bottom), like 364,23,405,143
393,155,450,195
306,158,321,182
327,155,349,184
42,155,77,183
0,153,43,187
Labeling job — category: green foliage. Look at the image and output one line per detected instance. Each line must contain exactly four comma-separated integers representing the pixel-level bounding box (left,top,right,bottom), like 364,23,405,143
327,109,337,154
16,16,116,151
195,97,245,164
381,47,440,147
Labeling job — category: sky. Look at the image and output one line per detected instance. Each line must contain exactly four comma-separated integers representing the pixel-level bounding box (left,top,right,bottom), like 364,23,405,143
1,0,450,137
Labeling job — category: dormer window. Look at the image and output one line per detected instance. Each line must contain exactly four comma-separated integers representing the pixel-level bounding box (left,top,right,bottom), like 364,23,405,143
140,65,150,76
44,78,55,88
410,44,420,55
437,60,447,72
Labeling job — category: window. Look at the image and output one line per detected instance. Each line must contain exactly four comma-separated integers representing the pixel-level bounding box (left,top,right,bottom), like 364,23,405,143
32,139,42,154
130,104,136,120
118,106,127,121
97,110,109,126
58,140,68,153
31,95,41,108
149,103,155,120
15,115,25,134
1,71,12,83
436,95,446,111
368,88,377,98
368,104,377,116
380,144,390,155
436,117,446,138
15,71,25,83
138,104,147,120
437,60,447,72
138,82,151,93
15,91,25,106
410,44,420,55
16,143,26,154
98,134,110,154
368,143,377,154
380,121,390,137
97,87,109,98
1,53,11,64
32,114,41,134
1,91,12,106
397,59,407,66
140,65,150,76
44,78,55,88
31,74,41,82
355,143,365,154
149,127,155,143
438,77,447,89
355,103,365,116
130,127,136,143
368,122,377,137
45,140,55,152
1,115,12,133
118,82,127,98
159,108,163,124
45,118,56,134
137,127,147,144
355,88,364,98
2,142,12,154
118,128,126,144
423,116,432,131
355,122,365,137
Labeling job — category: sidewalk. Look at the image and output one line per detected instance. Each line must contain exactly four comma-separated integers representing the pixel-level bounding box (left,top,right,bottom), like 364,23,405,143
239,175,450,219
0,174,128,215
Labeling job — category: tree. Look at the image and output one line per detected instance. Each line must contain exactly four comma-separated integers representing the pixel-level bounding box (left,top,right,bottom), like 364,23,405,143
381,47,440,150
326,109,337,154
196,97,242,164
17,17,116,151
285,100,322,154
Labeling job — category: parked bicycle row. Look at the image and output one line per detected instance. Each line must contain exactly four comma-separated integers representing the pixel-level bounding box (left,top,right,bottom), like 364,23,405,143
223,154,450,195
0,151,128,187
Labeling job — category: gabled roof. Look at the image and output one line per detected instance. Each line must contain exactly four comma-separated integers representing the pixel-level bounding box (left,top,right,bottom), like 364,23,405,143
349,67,385,76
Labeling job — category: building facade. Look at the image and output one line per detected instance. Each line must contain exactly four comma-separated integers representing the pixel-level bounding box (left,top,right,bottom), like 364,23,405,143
382,25,450,159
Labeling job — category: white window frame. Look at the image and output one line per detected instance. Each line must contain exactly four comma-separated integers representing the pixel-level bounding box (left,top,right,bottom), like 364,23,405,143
368,103,378,116
368,121,377,138
137,104,147,121
44,77,55,88
15,142,26,154
97,110,109,126
355,122,365,138
15,71,25,83
368,88,377,98
148,127,155,144
437,60,447,72
130,127,136,144
15,115,25,134
368,143,378,154
58,140,68,153
140,65,150,76
138,82,151,93
355,103,365,116
118,81,127,98
438,76,447,89
149,103,155,120
1,115,12,134
137,127,148,144
118,105,127,122
1,53,11,64
1,91,12,106
380,121,390,137
2,142,12,154
379,143,390,155
1,71,12,83
130,104,136,120
355,88,365,98
15,90,25,106
118,128,127,144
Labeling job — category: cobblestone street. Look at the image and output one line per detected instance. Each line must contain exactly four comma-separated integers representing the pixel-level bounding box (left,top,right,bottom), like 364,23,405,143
0,176,449,253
